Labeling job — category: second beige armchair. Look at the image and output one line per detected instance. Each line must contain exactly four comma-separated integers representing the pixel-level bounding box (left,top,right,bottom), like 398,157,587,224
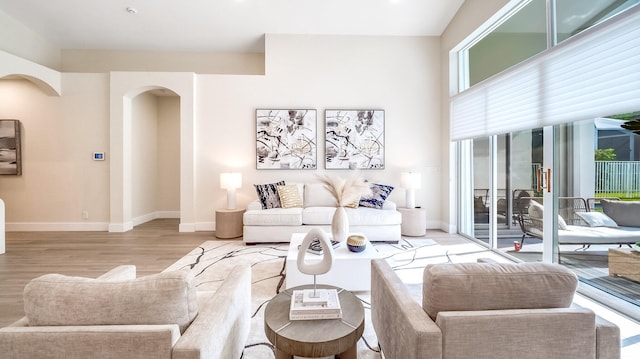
371,259,620,359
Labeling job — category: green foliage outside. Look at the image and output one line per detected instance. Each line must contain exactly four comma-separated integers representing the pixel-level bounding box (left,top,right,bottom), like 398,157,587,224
595,148,616,161
595,193,640,201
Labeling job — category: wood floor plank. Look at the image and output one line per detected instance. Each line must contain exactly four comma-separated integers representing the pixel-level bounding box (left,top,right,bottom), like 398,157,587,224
0,219,214,326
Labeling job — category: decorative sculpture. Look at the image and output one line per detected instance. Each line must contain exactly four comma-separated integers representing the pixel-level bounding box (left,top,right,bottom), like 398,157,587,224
296,227,335,298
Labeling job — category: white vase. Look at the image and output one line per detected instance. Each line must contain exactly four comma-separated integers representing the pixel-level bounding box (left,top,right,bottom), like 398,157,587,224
331,206,349,243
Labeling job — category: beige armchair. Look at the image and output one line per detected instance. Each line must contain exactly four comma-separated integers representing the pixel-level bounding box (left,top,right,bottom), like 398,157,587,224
0,264,251,359
371,259,620,359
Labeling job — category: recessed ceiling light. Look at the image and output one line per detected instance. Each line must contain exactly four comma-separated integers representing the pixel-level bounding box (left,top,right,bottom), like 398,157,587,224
126,7,138,15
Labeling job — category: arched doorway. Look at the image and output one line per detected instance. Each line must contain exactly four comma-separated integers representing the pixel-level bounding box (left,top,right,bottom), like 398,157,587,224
108,72,196,233
130,88,181,228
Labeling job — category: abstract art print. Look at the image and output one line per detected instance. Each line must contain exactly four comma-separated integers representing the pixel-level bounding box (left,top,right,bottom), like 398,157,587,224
325,110,384,169
0,119,21,175
256,109,317,170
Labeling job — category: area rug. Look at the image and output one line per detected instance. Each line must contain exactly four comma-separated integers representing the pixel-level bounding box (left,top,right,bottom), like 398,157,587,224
164,238,494,358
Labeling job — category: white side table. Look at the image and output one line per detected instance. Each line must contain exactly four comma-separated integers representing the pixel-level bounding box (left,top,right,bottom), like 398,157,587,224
398,207,427,237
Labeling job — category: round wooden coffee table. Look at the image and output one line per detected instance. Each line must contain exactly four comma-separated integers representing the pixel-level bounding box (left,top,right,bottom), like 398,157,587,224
264,284,365,359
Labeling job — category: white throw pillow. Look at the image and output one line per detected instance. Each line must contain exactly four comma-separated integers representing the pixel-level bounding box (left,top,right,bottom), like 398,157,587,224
527,200,568,230
527,200,544,218
577,212,619,228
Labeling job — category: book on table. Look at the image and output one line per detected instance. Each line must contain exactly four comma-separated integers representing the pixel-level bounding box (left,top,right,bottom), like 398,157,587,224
289,288,342,320
300,238,342,255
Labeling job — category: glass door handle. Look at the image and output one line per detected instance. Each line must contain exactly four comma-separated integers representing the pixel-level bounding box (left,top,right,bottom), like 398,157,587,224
537,168,552,193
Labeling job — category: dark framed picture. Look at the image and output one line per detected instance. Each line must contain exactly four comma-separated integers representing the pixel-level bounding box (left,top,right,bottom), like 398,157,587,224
325,110,385,169
256,109,317,170
0,119,21,175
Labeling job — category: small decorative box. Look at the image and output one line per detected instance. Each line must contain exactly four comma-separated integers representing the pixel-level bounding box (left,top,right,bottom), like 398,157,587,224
347,234,367,252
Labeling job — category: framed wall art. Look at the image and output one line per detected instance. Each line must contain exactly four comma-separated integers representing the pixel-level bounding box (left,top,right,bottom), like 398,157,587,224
0,119,21,175
325,109,385,169
256,109,317,170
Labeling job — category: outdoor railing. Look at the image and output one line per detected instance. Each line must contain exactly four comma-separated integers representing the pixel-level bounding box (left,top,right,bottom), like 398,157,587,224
595,161,640,197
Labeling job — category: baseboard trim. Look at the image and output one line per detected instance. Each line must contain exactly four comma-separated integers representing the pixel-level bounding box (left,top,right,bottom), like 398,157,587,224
195,222,215,232
5,212,203,233
7,222,110,232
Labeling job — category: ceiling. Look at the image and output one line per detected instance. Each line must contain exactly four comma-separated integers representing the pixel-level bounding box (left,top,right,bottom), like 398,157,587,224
0,0,465,53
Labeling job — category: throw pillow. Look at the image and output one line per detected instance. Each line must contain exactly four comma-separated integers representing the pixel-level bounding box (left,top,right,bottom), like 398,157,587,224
576,211,618,228
527,200,568,230
601,199,640,227
557,215,568,230
345,197,360,208
254,181,285,209
528,200,544,218
359,183,394,209
277,184,303,208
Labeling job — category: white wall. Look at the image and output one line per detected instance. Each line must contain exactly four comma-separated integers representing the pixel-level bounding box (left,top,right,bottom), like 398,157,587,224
132,92,159,222
1,34,443,231
157,96,181,213
0,74,109,230
61,50,265,75
131,92,181,224
196,34,442,228
0,10,60,70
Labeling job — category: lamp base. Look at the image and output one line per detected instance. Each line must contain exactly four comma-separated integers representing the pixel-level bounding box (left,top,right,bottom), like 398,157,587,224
226,189,237,210
405,189,416,209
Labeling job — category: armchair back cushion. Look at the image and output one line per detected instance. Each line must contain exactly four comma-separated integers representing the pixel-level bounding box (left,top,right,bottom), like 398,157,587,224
601,199,640,227
422,262,577,320
24,269,198,333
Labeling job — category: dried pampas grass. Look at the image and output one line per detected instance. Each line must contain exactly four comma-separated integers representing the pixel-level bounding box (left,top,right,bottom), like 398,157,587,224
319,173,371,207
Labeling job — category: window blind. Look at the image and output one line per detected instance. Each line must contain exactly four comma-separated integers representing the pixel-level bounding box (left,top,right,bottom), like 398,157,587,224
451,6,640,141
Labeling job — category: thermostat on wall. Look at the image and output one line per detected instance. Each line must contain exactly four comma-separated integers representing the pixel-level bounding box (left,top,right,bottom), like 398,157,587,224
93,152,105,161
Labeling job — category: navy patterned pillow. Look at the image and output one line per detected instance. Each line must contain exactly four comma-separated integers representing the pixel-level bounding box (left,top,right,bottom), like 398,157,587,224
359,183,394,209
254,181,286,209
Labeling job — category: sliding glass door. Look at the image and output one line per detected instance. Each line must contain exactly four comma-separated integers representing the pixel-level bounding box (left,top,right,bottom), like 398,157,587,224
454,0,640,320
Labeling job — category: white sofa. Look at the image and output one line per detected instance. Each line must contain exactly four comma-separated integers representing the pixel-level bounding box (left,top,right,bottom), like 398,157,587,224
243,182,402,243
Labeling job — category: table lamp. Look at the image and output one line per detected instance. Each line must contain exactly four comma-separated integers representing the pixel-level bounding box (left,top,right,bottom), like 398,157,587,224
220,172,242,210
401,172,421,209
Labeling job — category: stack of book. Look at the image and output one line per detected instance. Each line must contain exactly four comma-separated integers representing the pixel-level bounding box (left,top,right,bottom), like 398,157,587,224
289,288,342,320
301,238,341,255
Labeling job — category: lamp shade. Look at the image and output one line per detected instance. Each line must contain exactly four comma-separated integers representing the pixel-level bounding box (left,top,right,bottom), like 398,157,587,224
401,172,421,189
220,172,242,190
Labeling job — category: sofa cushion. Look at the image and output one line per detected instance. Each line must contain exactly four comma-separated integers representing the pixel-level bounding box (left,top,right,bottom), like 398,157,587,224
304,183,338,207
301,206,401,225
422,262,577,320
277,184,303,208
243,208,303,225
359,183,394,209
347,207,402,225
254,181,286,209
601,199,640,227
24,269,198,334
577,211,618,228
302,207,335,225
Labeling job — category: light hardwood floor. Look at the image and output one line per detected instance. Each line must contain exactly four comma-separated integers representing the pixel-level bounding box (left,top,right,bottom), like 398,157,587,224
0,219,212,327
0,220,468,327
